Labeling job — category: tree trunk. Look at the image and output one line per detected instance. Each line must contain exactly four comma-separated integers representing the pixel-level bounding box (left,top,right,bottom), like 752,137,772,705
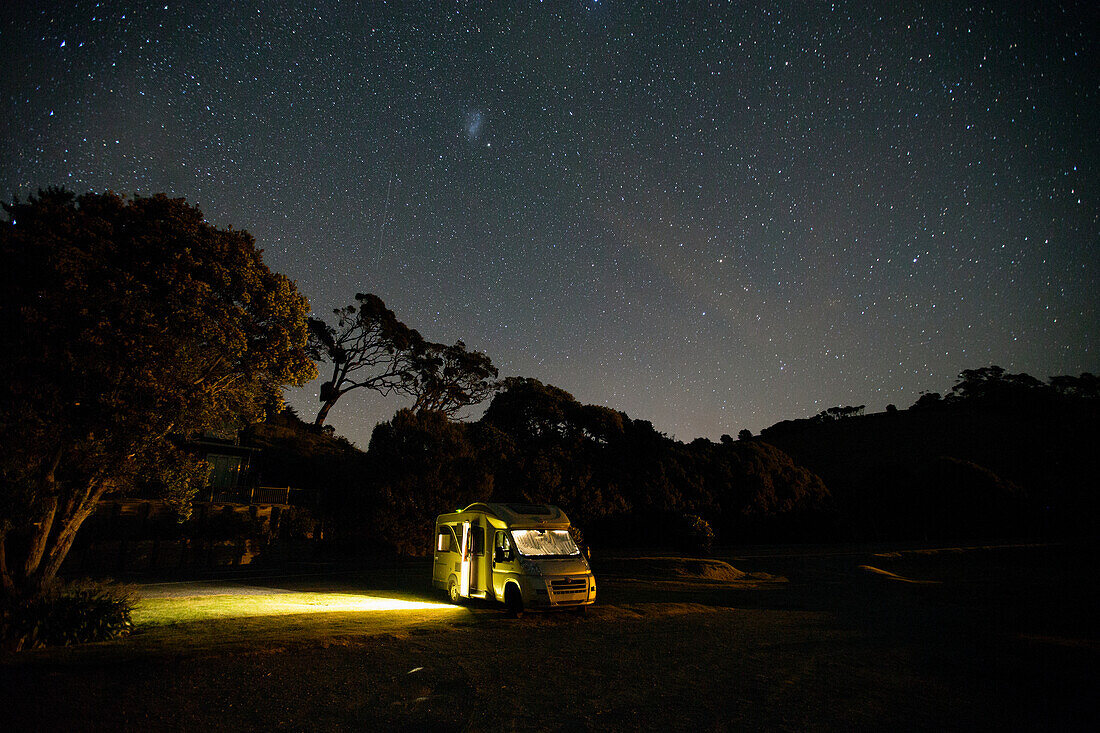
0,532,15,595
314,397,338,426
21,496,58,578
18,445,65,582
2,476,107,597
35,482,109,588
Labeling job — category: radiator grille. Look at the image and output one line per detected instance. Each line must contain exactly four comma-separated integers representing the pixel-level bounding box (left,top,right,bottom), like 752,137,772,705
549,576,588,593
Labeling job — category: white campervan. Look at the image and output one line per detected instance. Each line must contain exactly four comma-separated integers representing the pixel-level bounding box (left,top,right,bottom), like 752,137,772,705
432,503,596,615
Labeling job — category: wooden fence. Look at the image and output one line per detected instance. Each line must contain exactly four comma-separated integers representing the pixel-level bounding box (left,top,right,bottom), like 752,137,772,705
206,486,306,505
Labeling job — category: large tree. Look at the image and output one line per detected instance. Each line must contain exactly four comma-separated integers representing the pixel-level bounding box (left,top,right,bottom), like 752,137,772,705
360,409,494,555
949,365,1047,403
306,293,422,426
308,294,499,424
0,188,316,596
407,340,499,417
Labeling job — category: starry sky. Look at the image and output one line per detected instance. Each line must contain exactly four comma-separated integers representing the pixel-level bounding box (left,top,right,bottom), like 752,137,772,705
4,1,1097,446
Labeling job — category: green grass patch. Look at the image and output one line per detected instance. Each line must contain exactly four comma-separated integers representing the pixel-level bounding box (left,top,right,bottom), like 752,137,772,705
91,591,475,657
134,591,464,627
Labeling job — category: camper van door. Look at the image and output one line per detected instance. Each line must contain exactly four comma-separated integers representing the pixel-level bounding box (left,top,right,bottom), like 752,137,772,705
459,521,471,596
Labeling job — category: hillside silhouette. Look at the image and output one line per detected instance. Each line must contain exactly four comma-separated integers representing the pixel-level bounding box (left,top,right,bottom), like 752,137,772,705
249,383,830,554
761,367,1098,540
246,367,1096,551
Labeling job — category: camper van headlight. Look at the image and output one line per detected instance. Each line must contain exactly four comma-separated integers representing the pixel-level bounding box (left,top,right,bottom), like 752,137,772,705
519,557,542,576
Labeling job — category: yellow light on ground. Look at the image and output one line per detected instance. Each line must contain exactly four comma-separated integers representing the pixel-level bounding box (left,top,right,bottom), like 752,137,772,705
250,594,460,614
133,592,462,626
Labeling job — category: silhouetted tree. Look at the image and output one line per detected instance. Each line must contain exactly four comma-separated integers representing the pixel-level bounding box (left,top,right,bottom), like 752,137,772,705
407,339,499,417
815,405,865,421
575,404,627,445
363,409,493,555
698,440,829,517
911,392,942,409
1048,373,1099,399
0,189,316,596
307,293,422,426
949,365,1046,404
738,429,754,441
481,377,582,443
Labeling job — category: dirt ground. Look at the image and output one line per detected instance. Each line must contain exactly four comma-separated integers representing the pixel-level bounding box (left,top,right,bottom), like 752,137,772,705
2,541,1097,731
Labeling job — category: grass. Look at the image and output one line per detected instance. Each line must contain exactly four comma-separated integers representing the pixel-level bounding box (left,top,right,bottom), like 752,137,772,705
60,558,762,657
133,591,460,626
118,590,473,656
3,543,1096,731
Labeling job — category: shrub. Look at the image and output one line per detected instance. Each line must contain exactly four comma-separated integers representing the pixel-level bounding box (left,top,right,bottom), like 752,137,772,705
568,524,586,553
1,580,135,651
678,514,715,555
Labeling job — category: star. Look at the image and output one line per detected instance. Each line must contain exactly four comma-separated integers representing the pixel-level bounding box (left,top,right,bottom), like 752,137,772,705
1,2,1094,444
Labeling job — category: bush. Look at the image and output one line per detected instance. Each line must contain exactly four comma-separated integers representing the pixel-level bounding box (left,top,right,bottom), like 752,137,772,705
1,580,135,651
568,524,586,554
677,514,715,555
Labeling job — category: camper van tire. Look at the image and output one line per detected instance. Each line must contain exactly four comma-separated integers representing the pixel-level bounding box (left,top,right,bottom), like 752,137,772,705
448,577,462,605
504,584,524,618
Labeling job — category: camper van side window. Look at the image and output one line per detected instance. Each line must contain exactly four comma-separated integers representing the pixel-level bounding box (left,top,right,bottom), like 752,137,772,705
436,526,460,553
494,530,514,562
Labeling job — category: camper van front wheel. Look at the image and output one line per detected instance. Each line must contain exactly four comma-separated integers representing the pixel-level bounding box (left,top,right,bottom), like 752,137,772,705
504,584,524,618
448,577,461,604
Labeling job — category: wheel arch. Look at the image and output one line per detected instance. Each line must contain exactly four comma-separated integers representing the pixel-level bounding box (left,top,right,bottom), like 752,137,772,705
446,573,462,603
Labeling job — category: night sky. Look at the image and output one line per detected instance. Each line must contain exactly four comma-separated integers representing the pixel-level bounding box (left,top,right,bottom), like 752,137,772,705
4,2,1097,446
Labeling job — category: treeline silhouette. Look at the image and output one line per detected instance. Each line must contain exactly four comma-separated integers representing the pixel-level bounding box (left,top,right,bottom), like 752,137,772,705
251,378,830,555
253,366,1098,553
761,366,1099,541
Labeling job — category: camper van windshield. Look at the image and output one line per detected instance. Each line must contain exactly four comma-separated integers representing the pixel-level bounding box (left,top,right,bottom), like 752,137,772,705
511,529,579,557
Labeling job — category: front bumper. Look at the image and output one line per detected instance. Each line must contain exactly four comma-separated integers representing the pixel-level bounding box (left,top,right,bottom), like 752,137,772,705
528,574,596,607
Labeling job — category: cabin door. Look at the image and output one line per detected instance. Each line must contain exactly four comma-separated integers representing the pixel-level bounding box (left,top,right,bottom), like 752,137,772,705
459,521,472,597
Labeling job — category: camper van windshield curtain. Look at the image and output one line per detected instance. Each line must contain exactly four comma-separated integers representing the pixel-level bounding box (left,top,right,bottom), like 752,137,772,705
511,529,579,557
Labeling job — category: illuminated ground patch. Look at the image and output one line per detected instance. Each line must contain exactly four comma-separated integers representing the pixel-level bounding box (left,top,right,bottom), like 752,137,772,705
858,565,940,584
134,592,462,626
